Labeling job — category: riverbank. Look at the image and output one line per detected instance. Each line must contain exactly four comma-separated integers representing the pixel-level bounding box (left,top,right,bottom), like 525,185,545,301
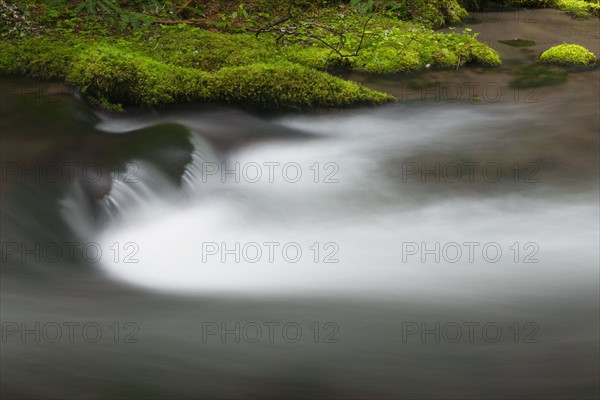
0,1,596,110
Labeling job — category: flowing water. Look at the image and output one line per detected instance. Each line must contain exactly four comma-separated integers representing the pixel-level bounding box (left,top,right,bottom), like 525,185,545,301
1,9,599,399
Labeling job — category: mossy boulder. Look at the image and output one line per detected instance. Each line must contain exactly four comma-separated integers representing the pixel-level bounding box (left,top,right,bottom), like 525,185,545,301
68,45,211,107
211,62,394,110
407,0,469,28
66,45,394,110
538,44,597,67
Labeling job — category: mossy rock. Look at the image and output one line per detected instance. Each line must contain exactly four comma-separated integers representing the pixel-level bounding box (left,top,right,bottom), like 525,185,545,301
210,62,395,110
538,44,597,67
67,45,211,107
407,0,469,28
66,45,394,110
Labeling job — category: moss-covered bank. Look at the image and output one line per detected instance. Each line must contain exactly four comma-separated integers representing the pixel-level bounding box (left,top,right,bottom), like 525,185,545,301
550,0,600,17
460,0,600,18
0,1,503,110
68,44,394,110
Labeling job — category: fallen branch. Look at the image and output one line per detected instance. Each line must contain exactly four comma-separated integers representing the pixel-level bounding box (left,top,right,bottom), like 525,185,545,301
152,19,213,28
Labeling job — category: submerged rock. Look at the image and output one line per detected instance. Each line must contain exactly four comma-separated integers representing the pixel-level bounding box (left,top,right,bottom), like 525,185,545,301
498,39,536,47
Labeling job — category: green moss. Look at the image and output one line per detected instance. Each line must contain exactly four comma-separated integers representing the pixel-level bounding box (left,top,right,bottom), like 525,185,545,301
555,0,600,17
466,39,503,65
0,4,504,110
538,43,597,66
406,0,470,28
137,26,278,71
64,45,393,110
282,21,501,74
0,36,83,79
211,62,394,109
459,0,599,17
67,45,211,107
505,0,555,6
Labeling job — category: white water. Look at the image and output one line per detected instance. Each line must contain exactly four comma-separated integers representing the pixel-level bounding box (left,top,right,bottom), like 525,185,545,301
94,104,599,298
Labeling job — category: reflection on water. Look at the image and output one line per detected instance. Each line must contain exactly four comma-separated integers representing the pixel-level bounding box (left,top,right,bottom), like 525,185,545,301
1,8,599,400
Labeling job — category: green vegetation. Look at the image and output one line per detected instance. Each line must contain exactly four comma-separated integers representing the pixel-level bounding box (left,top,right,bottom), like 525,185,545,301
211,62,394,109
538,43,597,66
68,45,210,109
2,0,597,111
278,22,501,73
459,0,599,17
401,0,469,28
0,1,504,110
555,0,600,17
68,44,394,110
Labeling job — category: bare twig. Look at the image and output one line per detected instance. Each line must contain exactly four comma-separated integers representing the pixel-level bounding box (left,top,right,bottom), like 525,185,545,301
174,0,193,16
254,1,371,62
353,15,372,56
256,1,295,37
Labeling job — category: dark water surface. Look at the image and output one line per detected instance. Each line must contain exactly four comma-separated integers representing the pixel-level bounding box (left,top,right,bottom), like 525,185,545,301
1,9,599,400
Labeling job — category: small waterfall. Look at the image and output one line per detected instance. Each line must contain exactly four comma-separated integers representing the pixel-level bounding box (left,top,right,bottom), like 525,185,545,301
91,104,599,297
